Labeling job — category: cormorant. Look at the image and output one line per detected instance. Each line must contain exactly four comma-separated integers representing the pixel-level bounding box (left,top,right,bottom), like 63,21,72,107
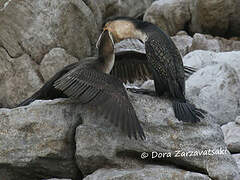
113,38,196,83
16,29,145,140
103,17,205,123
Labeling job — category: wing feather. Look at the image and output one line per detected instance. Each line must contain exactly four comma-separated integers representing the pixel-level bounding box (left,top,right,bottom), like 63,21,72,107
54,67,145,140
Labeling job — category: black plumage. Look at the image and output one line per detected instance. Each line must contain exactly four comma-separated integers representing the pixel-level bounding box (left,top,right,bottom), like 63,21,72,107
103,17,205,123
113,39,196,83
16,30,145,140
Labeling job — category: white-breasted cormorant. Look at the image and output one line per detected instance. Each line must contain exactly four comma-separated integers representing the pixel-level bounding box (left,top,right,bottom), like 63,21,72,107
16,30,145,140
113,38,196,83
103,17,205,123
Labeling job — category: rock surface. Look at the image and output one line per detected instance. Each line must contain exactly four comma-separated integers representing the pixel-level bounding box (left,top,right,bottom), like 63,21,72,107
0,99,82,180
186,63,240,125
75,92,239,179
0,0,98,63
144,0,191,36
190,33,240,53
233,154,240,170
40,48,79,82
0,48,43,108
183,50,240,79
222,122,240,153
83,165,211,180
144,0,240,37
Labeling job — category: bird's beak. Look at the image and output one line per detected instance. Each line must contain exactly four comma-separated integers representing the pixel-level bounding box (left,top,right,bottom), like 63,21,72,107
96,29,114,49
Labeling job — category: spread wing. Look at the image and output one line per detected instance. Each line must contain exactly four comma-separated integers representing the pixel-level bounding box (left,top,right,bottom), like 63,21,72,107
16,62,79,107
54,67,145,140
112,39,196,83
112,51,152,83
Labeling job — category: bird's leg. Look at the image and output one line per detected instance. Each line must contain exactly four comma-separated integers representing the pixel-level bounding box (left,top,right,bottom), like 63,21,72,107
126,88,156,96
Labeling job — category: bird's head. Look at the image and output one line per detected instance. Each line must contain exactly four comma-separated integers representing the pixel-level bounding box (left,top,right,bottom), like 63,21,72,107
101,17,147,43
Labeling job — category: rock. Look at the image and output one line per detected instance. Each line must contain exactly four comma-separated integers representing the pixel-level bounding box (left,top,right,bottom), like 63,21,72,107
144,0,240,37
40,48,79,82
232,154,240,171
0,0,98,63
190,33,221,52
183,50,240,79
171,31,193,56
190,33,240,53
186,63,240,125
84,0,153,28
144,0,191,36
189,0,234,36
75,92,239,179
228,0,240,36
0,48,43,108
0,99,82,180
222,122,240,153
236,116,240,125
84,165,211,180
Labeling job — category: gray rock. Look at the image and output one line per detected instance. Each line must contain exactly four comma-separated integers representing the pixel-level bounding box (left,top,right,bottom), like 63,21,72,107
144,0,191,36
144,0,240,37
232,154,240,171
222,122,240,153
40,48,79,82
186,63,240,125
75,92,239,179
228,0,240,36
171,31,193,56
0,99,82,179
236,116,240,125
183,50,240,79
0,48,43,108
190,33,240,53
189,0,234,36
84,165,211,180
0,0,98,63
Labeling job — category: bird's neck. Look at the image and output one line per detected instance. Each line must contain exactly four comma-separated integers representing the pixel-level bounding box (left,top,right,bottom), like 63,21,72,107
99,54,115,74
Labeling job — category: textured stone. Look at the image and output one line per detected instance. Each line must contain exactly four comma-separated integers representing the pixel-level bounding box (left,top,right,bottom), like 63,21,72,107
0,99,82,180
232,154,240,171
75,92,239,179
40,48,79,82
222,122,240,153
0,48,43,108
186,63,240,125
144,0,191,36
84,165,211,180
0,0,98,63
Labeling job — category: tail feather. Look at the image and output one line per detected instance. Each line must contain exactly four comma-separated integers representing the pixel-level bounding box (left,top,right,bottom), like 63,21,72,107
173,101,205,123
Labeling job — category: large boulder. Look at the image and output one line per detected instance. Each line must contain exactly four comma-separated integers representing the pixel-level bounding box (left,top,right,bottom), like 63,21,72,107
0,0,98,63
186,63,240,125
0,48,43,108
144,0,191,36
0,99,82,180
222,122,240,153
83,165,211,180
40,48,79,82
144,0,240,37
190,33,240,53
75,92,239,179
183,50,240,79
